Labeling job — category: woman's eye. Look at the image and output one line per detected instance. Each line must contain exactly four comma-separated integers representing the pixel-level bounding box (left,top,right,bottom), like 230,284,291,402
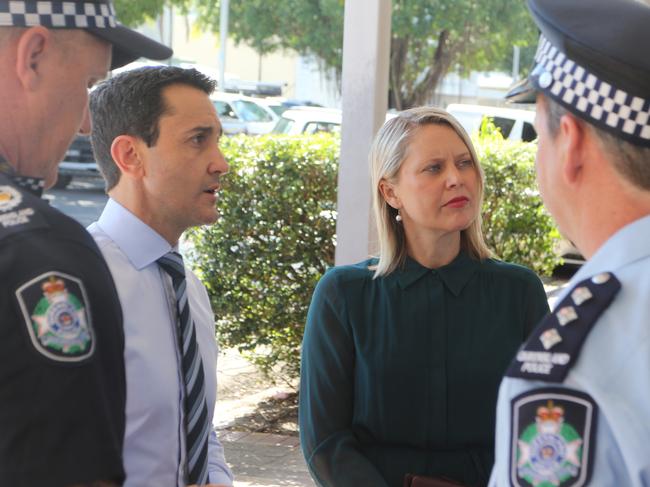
458,159,473,168
426,164,442,173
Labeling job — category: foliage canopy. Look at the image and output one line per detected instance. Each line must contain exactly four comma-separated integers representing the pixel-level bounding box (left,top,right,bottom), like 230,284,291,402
115,1,538,109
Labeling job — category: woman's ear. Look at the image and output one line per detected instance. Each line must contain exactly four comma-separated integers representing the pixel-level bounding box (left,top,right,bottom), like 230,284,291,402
15,26,51,91
110,135,145,180
378,178,400,210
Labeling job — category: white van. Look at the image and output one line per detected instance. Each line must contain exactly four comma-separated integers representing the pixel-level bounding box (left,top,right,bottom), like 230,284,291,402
446,103,537,142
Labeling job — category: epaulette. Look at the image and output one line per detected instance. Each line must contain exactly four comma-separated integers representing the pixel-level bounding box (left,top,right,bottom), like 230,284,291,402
0,182,49,240
505,272,621,382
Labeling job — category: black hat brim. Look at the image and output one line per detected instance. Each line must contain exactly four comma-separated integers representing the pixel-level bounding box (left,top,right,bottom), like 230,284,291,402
506,77,537,104
87,23,173,70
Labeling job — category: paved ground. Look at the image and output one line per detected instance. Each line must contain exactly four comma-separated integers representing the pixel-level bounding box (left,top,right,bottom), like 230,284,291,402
216,349,315,486
44,177,107,227
221,432,314,486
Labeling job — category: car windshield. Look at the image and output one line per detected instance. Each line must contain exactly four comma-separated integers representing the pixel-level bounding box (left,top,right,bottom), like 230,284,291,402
268,105,287,116
213,101,238,120
303,122,341,134
232,100,274,122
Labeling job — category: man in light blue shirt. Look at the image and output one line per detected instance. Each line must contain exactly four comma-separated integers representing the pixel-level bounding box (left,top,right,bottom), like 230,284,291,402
489,0,650,485
87,66,233,486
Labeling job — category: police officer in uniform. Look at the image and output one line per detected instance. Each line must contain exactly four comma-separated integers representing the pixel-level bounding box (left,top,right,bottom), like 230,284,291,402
489,0,650,485
0,1,171,485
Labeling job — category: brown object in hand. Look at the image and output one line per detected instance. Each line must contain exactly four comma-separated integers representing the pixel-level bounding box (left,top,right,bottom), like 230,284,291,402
403,473,466,487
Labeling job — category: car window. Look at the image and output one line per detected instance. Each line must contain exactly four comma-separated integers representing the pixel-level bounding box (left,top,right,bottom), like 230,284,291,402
268,105,286,116
489,116,516,138
521,122,537,142
273,117,294,134
214,101,238,120
232,100,274,122
303,122,341,134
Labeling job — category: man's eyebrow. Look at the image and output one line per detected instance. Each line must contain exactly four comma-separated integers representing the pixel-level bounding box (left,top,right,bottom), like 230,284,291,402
185,126,214,136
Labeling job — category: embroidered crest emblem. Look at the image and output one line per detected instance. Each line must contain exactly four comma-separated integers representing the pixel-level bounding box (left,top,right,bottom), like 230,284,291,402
0,185,22,212
510,388,597,487
16,271,95,362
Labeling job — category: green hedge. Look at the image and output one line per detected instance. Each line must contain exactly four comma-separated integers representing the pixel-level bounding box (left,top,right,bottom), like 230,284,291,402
188,129,560,382
187,134,339,381
478,122,562,276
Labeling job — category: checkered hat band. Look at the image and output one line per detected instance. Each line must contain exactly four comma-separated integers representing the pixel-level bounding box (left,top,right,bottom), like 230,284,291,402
534,35,650,144
0,1,116,29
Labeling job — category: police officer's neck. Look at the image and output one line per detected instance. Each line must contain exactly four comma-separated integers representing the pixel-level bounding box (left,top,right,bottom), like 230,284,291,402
569,169,650,260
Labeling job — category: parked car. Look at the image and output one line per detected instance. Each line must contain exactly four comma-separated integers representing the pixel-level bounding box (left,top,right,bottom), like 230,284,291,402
446,103,537,142
211,92,279,135
273,108,400,136
258,97,325,117
273,107,342,135
56,134,100,189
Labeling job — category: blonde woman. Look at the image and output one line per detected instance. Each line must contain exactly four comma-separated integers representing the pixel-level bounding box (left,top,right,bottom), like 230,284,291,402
299,107,549,487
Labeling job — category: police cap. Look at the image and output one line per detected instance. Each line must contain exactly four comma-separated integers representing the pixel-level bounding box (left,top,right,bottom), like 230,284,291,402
507,0,650,147
0,0,172,69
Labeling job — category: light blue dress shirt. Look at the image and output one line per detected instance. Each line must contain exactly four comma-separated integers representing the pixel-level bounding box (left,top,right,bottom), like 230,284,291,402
490,214,650,486
88,198,233,487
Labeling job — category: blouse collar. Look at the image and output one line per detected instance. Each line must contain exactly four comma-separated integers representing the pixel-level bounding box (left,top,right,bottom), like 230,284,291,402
396,250,480,297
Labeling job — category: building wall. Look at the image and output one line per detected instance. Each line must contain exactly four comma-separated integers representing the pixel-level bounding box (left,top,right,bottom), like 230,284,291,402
137,8,299,97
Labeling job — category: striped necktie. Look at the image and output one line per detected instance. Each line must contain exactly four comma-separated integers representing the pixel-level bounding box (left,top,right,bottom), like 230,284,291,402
158,251,210,485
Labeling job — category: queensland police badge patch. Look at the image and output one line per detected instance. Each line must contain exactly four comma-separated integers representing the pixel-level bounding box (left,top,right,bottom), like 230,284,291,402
0,185,22,212
16,271,95,362
510,388,597,487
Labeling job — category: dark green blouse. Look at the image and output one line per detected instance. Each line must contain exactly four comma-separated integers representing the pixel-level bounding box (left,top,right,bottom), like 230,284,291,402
299,252,549,487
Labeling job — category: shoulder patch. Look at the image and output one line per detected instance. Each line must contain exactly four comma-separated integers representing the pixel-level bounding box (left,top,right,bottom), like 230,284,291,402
0,184,49,239
510,387,597,487
506,273,621,382
15,271,95,362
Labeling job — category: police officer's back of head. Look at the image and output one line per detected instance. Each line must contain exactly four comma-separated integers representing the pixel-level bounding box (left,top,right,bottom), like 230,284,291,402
507,0,650,258
0,0,172,187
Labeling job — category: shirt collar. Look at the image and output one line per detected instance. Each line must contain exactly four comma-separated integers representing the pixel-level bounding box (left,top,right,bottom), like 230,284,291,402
0,157,45,197
396,250,479,296
567,214,650,287
96,198,174,270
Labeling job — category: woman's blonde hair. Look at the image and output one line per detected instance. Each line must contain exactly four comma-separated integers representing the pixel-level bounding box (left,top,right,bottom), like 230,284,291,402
370,106,492,277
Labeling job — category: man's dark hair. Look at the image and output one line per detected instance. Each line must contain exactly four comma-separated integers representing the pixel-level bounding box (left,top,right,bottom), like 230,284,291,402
90,66,217,191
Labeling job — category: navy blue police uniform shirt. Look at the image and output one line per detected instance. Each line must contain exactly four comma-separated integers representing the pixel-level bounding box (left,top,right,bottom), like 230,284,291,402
0,168,126,486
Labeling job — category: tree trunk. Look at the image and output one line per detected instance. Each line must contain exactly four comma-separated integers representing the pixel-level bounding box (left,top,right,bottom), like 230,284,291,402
389,36,409,110
407,29,453,108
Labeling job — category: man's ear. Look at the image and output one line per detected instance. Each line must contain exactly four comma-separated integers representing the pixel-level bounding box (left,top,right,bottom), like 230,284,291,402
15,26,52,91
378,178,400,210
559,113,587,185
110,135,144,179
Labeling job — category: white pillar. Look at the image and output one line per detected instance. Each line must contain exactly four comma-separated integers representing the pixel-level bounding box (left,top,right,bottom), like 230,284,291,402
335,0,392,266
218,0,230,91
